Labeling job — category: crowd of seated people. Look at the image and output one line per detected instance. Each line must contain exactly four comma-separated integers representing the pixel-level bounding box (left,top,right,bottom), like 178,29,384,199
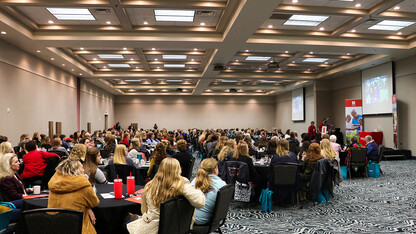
0,124,381,233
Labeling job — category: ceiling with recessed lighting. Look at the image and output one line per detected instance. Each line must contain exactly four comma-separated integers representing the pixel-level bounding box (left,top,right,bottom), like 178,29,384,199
1,0,416,95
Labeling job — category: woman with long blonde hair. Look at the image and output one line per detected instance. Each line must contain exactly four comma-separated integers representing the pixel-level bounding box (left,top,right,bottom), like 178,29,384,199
320,139,337,161
127,158,205,234
191,158,226,225
230,141,258,183
108,144,135,167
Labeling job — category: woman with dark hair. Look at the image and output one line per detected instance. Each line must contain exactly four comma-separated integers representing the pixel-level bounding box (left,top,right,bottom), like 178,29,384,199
84,148,107,184
40,136,52,151
172,139,193,177
300,143,324,200
147,142,167,178
265,138,278,155
298,141,311,161
258,136,268,149
32,132,41,146
104,134,116,154
243,135,257,152
146,132,158,145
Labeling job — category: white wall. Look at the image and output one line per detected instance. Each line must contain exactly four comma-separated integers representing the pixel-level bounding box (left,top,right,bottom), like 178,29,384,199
80,80,114,132
114,95,276,130
0,39,77,145
275,85,315,135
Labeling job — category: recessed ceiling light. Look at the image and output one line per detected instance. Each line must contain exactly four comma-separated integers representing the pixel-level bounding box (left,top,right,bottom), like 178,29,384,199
355,3,361,7
47,8,95,20
259,80,277,83
200,22,205,26
351,29,356,32
258,67,262,70
245,56,271,61
268,25,273,28
292,61,296,63
71,69,74,71
319,27,325,30
394,6,400,10
130,58,134,61
152,48,155,50
108,64,131,68
162,89,168,92
347,53,351,55
48,20,54,24
194,48,198,51
51,58,54,60
164,64,185,68
397,32,402,35
1,31,6,35
324,61,329,64
235,60,239,62
143,21,148,25
369,20,415,31
154,10,195,22
123,47,127,50
135,66,138,68
292,0,298,3
106,21,111,24
157,66,160,68
79,73,82,76
98,54,124,59
309,51,313,54
303,58,328,63
103,66,107,68
191,59,195,61
155,58,158,61
245,50,249,52
284,15,329,27
162,55,187,59
285,51,289,53
93,58,97,60
80,47,84,50
149,89,155,92
62,64,65,66
36,50,41,53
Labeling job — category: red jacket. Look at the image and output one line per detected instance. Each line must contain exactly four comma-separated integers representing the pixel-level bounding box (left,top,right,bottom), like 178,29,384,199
308,125,316,138
21,150,59,179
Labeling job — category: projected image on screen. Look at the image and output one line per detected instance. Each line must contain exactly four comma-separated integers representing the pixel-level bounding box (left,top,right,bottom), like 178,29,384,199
292,88,305,121
292,96,303,114
364,75,389,104
362,62,393,115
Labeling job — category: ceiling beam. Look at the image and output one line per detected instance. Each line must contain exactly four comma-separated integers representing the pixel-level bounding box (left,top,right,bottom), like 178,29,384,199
134,48,150,71
0,0,109,7
120,0,227,9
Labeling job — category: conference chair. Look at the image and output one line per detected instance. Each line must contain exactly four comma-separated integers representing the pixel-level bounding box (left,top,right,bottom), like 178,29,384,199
348,148,368,179
273,163,300,206
186,157,196,180
19,208,83,234
307,158,335,203
192,184,235,234
158,196,194,234
42,157,60,189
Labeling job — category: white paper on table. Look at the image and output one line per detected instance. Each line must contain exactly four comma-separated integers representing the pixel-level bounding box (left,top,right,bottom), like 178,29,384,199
101,193,115,199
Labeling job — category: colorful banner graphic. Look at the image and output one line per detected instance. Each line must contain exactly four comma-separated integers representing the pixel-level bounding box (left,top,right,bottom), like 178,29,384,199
345,99,363,143
392,94,398,149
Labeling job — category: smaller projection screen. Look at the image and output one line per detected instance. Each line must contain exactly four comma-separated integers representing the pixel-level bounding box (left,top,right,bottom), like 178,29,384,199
362,62,393,115
292,87,305,121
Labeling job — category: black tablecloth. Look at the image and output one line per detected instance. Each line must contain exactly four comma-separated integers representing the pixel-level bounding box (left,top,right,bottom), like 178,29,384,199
23,184,143,234
99,165,149,180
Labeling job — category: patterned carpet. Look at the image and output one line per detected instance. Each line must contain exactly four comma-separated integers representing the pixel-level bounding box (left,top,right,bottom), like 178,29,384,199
191,153,416,233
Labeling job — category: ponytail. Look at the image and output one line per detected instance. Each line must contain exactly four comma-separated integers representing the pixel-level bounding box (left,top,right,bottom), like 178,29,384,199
194,158,217,193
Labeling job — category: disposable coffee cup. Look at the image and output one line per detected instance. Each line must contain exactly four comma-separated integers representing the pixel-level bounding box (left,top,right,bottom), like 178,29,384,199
33,185,41,195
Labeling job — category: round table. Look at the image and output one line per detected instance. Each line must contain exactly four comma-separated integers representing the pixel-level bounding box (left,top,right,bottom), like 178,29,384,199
23,184,144,234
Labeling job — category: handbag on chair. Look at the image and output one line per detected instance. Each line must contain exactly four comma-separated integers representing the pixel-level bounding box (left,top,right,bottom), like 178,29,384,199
234,181,251,202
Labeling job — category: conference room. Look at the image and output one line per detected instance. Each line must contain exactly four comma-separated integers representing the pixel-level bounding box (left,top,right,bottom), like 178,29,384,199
1,0,416,233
